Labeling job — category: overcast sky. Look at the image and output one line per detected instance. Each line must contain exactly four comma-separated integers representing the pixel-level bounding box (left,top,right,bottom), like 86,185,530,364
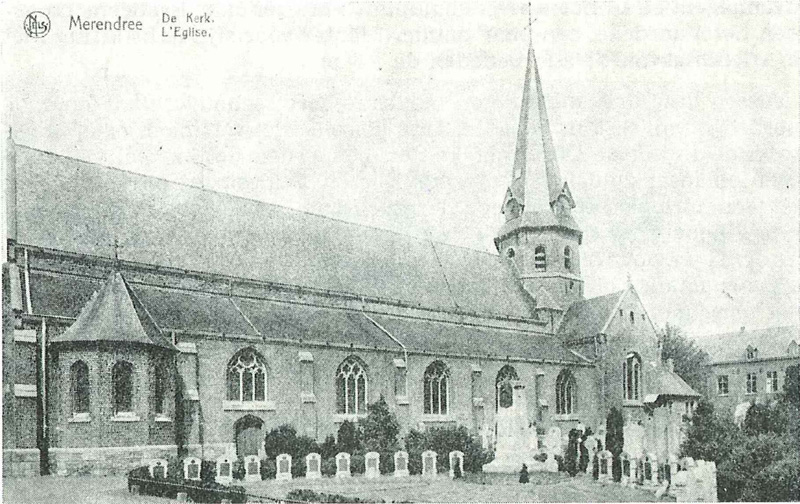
2,0,798,338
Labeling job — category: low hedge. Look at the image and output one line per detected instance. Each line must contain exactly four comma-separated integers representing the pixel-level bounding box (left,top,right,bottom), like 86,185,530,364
127,464,246,503
286,489,377,503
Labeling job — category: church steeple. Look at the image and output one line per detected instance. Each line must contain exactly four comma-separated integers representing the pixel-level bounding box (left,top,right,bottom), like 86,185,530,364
502,32,574,221
496,23,583,313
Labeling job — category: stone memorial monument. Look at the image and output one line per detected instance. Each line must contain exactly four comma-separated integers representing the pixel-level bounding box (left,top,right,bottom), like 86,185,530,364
482,380,537,473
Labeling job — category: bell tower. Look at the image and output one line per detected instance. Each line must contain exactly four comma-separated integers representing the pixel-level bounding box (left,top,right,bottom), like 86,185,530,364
495,33,584,314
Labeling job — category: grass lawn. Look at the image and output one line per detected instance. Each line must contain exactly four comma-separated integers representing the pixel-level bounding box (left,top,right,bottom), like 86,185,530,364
2,472,666,503
241,472,664,503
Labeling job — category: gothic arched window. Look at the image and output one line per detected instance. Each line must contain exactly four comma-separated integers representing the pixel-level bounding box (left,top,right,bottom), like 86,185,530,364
496,365,519,410
336,356,367,415
112,361,134,415
154,363,168,415
71,360,90,415
622,353,642,401
564,246,572,271
555,369,576,415
423,361,450,415
226,349,267,403
534,246,546,271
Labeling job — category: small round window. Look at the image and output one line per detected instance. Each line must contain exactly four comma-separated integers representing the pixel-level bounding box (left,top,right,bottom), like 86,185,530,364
506,248,515,258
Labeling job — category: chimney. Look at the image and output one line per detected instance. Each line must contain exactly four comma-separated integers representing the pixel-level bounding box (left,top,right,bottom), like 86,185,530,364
666,358,674,373
740,326,746,333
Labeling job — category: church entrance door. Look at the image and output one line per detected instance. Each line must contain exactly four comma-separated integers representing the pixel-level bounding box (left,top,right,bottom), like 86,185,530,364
234,414,264,458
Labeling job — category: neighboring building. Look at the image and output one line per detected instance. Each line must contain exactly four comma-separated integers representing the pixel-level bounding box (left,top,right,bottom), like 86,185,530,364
2,38,698,477
698,326,800,418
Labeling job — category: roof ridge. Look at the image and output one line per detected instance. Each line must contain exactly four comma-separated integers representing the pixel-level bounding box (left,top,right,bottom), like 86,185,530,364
701,324,799,338
16,143,501,259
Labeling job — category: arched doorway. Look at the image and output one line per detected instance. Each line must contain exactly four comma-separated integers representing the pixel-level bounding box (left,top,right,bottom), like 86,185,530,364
496,365,519,410
234,414,264,458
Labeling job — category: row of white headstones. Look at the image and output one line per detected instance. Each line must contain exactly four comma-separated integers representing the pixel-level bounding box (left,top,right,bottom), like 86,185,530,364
590,450,717,501
148,450,466,485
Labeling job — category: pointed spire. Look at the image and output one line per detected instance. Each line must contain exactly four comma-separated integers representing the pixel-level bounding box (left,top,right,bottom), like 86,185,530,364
503,23,567,218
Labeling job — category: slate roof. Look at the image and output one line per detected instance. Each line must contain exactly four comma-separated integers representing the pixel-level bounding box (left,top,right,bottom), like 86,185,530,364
696,325,800,364
647,361,700,399
30,268,582,363
557,289,626,342
50,272,174,350
14,145,534,319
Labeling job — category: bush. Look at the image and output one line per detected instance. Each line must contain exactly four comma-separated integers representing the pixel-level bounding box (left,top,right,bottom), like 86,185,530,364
232,459,245,481
350,454,365,475
127,464,246,503
404,429,427,453
260,459,276,480
286,489,374,503
407,451,422,475
418,425,491,473
740,453,800,502
578,428,592,473
533,452,548,463
564,429,580,476
321,457,337,477
717,433,788,502
606,408,624,482
681,400,744,463
361,396,400,452
264,424,320,464
379,451,395,475
320,435,338,460
200,460,216,483
337,421,362,455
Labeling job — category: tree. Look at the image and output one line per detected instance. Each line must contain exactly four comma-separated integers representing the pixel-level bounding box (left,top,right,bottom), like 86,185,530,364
681,399,743,463
660,323,712,396
360,396,400,452
606,408,624,482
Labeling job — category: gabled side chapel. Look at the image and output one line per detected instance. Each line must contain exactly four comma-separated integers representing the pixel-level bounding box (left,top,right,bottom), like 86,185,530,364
2,38,698,476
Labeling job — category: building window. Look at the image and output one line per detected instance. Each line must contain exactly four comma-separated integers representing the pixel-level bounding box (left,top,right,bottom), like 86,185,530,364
622,353,641,401
496,365,519,410
746,373,757,394
534,246,546,271
71,361,90,415
154,364,168,415
226,348,267,403
555,369,576,415
423,361,450,415
746,346,758,360
629,311,635,324
336,356,367,415
717,375,729,396
112,361,134,415
564,247,572,271
506,248,515,259
766,371,779,393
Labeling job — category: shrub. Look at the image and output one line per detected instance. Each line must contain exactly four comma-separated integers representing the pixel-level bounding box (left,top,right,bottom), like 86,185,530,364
554,454,564,472
200,460,216,483
361,396,400,452
286,489,373,503
564,429,580,476
423,425,490,473
260,459,276,480
681,399,744,463
717,433,788,502
740,454,800,502
320,434,338,460
379,451,395,475
533,452,548,463
232,459,245,481
578,428,592,473
264,424,320,465
321,457,337,477
337,421,362,455
407,451,422,475
350,454,365,475
606,407,624,482
404,429,427,453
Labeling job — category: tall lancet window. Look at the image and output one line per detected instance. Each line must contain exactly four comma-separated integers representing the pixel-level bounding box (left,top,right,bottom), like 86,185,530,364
336,356,368,416
71,360,90,415
226,348,268,403
534,246,546,271
112,361,134,415
423,361,450,415
564,247,572,271
555,369,576,415
622,353,642,401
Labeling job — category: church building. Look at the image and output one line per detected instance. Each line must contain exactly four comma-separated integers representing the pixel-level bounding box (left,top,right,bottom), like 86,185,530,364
2,39,698,477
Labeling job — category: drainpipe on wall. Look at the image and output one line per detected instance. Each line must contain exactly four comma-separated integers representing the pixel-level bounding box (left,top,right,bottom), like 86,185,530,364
361,309,408,395
23,248,32,314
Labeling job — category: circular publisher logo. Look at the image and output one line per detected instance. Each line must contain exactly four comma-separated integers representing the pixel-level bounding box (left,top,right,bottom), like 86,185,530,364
24,11,50,38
